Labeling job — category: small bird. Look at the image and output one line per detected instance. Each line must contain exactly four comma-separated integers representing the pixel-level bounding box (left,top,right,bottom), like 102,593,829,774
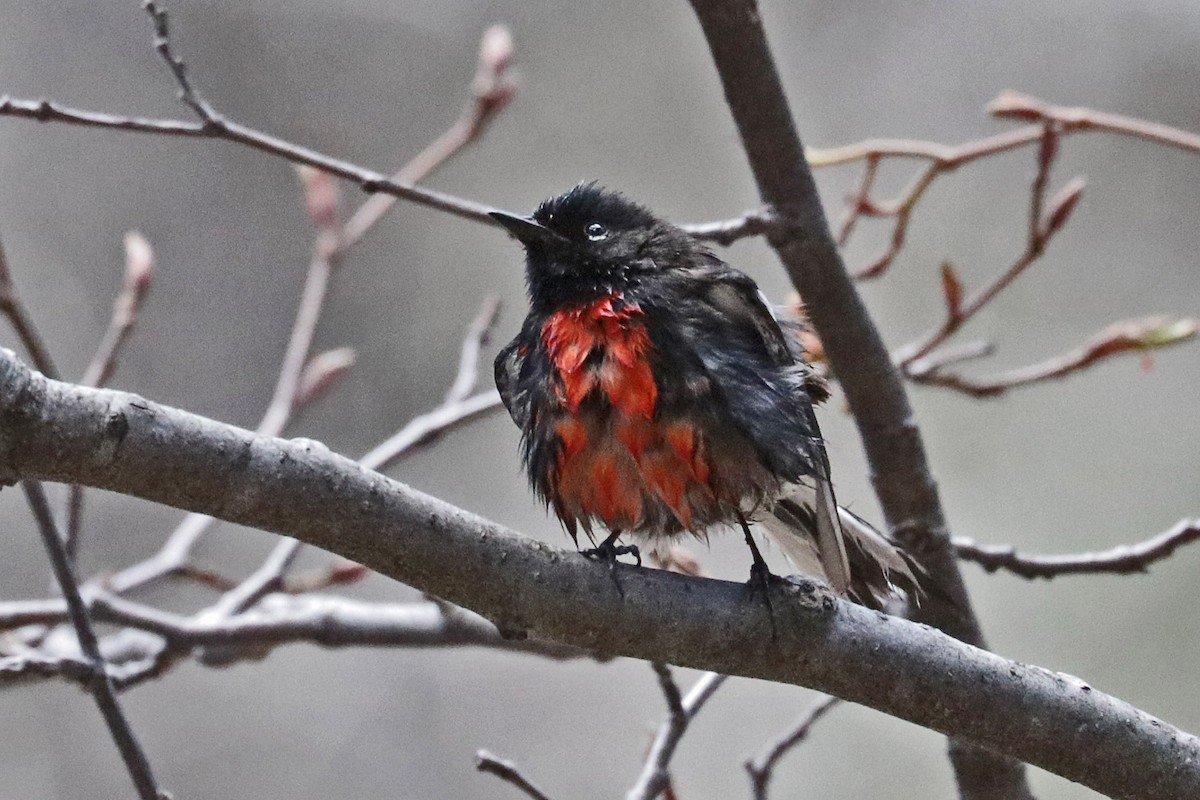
492,183,916,607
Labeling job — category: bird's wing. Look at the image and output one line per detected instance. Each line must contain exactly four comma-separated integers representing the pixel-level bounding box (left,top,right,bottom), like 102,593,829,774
494,334,532,429
655,257,853,594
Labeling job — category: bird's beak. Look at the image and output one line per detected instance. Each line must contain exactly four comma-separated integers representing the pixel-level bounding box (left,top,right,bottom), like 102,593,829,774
489,210,565,246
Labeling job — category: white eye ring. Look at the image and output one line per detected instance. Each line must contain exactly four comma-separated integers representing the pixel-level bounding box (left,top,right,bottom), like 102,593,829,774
585,222,609,241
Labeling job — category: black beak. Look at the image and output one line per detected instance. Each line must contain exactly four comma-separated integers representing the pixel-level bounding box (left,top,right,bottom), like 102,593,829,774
489,210,565,246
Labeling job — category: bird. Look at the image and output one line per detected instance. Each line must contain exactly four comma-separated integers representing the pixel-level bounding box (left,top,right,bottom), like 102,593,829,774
491,183,917,607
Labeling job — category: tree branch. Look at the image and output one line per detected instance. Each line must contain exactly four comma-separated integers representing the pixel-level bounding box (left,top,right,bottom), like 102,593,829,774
0,592,592,689
955,520,1200,579
681,2,1024,795
627,668,726,800
0,237,59,380
906,316,1198,398
19,480,165,799
746,694,840,800
1,354,1198,798
476,751,557,800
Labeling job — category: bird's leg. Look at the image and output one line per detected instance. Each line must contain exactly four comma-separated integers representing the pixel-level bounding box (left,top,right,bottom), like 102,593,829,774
738,511,778,635
582,530,641,566
737,511,774,586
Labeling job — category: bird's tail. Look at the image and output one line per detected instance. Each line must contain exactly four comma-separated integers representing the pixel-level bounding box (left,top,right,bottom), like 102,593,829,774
760,482,922,609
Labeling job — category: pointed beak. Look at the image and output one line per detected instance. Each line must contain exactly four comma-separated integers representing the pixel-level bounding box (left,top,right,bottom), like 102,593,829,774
489,210,565,246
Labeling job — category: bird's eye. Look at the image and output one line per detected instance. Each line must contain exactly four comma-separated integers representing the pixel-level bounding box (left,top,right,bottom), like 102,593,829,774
585,222,609,241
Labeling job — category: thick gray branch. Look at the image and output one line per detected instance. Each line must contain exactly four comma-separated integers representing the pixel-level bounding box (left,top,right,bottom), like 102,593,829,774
0,352,1196,799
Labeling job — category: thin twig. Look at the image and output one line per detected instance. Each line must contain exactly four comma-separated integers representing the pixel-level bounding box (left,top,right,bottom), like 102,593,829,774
746,694,840,800
0,97,497,227
814,92,1200,281
93,18,515,596
907,316,1197,398
1,592,595,689
627,670,727,800
989,91,1200,155
66,232,155,562
476,751,556,800
206,539,306,617
339,25,516,251
681,207,780,246
835,154,879,246
359,296,505,472
902,339,995,375
446,295,502,404
892,130,1089,367
20,481,164,800
216,294,502,612
0,236,59,379
955,519,1200,579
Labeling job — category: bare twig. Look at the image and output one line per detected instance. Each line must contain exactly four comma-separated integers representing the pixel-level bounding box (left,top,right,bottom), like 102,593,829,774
0,236,59,379
215,293,502,612
1,592,595,690
359,296,505,472
100,213,337,593
955,519,1200,579
20,481,164,800
895,174,1086,367
92,17,516,597
446,295,502,404
907,316,1198,398
746,694,840,800
0,101,495,227
0,3,507,228
989,91,1200,154
627,669,726,800
65,232,155,562
651,662,686,723
835,154,879,246
476,751,556,800
206,539,306,617
80,232,155,391
811,92,1199,280
681,206,780,246
340,25,517,250
810,127,1044,279
294,347,356,409
902,339,995,375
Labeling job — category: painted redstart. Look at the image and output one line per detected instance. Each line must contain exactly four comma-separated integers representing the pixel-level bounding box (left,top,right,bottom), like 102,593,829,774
492,184,917,607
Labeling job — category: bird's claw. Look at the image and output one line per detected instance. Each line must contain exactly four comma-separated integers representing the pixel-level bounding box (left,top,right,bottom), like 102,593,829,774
582,539,641,567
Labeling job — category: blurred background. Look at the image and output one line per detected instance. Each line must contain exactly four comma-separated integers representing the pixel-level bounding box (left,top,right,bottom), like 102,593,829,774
1,0,1198,797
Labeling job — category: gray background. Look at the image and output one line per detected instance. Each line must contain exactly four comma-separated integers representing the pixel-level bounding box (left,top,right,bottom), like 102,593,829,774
1,1,1198,798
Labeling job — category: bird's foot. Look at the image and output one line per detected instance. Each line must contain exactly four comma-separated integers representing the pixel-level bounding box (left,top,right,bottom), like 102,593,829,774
582,533,640,597
582,535,641,567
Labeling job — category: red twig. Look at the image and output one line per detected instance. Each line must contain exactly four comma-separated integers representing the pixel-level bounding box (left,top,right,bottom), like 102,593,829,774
908,316,1197,398
895,161,1086,368
989,91,1200,154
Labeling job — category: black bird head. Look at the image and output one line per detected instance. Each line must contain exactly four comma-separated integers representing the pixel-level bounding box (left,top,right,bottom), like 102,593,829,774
490,183,703,309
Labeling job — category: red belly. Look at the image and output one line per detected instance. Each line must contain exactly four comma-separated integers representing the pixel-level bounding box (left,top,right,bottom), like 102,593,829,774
540,295,723,533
